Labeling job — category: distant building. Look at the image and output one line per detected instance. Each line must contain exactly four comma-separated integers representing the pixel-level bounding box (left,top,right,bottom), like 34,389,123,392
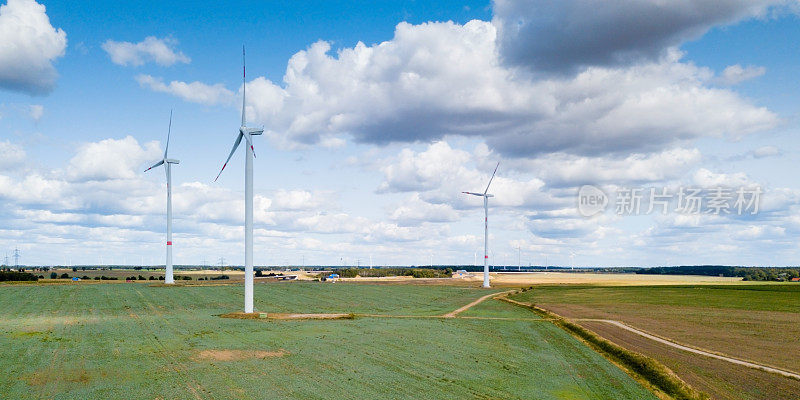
453,270,469,278
791,277,800,282
325,273,339,282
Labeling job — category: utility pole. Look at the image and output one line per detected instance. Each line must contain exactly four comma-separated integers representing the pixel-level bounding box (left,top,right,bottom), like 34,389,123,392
13,247,20,268
3,252,8,267
517,245,521,271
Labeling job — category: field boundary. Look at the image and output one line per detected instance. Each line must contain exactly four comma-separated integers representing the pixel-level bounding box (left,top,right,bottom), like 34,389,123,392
498,292,707,400
578,318,800,381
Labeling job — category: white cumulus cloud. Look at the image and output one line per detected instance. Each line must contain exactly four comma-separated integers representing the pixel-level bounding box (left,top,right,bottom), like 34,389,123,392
135,74,234,105
717,64,766,85
102,36,190,67
0,0,67,95
67,136,161,182
235,20,777,157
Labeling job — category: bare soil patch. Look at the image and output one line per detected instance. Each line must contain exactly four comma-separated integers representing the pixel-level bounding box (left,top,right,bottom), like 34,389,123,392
220,312,355,320
219,312,262,319
194,349,288,362
263,313,354,320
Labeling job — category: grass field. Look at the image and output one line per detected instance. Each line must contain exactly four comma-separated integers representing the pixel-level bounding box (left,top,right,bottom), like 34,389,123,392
510,284,800,399
0,282,657,399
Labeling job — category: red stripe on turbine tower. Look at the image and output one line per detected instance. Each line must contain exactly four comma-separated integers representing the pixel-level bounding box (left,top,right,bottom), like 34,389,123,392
167,241,172,245
485,255,489,258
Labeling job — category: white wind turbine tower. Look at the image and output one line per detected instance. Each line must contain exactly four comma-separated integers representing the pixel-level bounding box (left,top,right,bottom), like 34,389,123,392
144,110,179,284
462,162,499,288
214,46,263,313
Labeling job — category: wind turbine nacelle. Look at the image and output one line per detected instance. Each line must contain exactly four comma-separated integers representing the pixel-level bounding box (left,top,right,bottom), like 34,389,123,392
166,159,180,164
241,127,264,136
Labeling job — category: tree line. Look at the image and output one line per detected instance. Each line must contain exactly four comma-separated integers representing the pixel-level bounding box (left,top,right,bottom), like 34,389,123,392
637,265,800,281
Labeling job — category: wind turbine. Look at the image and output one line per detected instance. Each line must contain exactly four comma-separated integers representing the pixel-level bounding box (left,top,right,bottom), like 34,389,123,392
462,162,499,288
144,110,179,284
214,46,263,313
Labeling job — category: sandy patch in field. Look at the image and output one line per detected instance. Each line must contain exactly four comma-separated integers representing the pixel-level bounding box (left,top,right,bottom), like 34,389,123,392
219,312,354,320
194,349,288,362
486,272,745,286
264,313,354,320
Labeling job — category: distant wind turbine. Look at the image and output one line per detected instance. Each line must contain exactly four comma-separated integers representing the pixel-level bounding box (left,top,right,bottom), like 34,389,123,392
462,162,499,288
144,110,179,284
214,46,263,313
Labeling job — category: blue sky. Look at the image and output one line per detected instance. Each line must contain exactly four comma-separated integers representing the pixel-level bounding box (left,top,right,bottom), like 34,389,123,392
2,0,800,267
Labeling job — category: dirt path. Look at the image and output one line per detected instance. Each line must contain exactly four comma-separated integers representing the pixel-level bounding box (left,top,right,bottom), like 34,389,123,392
441,290,515,318
580,319,800,381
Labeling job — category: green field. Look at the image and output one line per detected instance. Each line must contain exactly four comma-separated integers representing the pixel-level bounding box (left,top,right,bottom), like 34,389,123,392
0,282,657,399
510,284,800,399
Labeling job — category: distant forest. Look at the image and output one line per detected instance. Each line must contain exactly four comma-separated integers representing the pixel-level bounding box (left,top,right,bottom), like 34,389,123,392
0,270,38,282
637,265,800,282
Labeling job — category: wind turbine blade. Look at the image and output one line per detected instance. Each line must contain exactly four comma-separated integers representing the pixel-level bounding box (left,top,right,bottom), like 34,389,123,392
164,109,173,159
144,159,165,172
462,191,484,197
241,45,246,127
242,132,256,158
484,161,500,194
214,132,244,182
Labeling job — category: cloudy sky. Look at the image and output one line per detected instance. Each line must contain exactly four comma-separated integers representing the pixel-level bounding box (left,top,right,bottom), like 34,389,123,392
1,0,799,267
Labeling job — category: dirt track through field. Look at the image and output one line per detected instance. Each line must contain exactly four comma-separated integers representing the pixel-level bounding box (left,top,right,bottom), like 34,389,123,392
579,319,800,380
261,290,516,321
441,290,515,318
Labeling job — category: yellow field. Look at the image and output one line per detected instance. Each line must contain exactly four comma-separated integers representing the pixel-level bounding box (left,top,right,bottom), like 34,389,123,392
483,272,745,286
